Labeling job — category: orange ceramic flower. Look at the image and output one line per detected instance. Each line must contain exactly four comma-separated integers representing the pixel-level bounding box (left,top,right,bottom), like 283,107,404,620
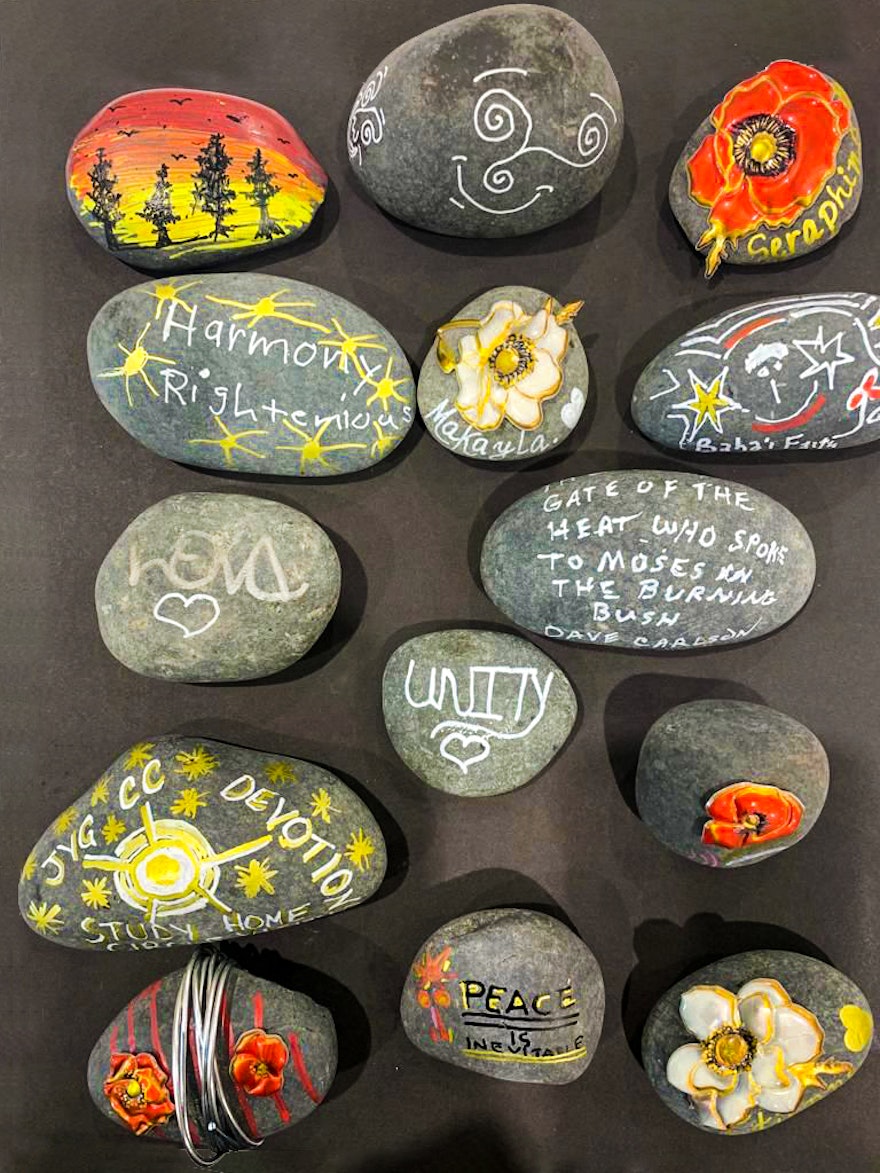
103,1051,174,1135
229,1028,289,1096
687,60,853,275
702,781,804,849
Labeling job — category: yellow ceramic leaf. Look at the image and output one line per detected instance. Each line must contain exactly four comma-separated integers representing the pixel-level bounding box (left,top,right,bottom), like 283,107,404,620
839,1004,873,1052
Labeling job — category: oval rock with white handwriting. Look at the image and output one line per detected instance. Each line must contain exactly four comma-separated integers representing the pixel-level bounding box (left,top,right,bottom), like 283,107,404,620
480,471,815,651
632,293,880,456
19,736,386,950
348,5,623,237
383,629,577,796
88,274,415,475
95,493,340,681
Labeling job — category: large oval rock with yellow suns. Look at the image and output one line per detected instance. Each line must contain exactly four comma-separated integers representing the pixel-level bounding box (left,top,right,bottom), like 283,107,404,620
87,274,415,476
642,950,873,1134
18,736,387,950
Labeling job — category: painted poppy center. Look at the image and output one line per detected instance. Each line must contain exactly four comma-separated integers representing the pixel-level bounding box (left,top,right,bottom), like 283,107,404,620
488,334,536,386
732,114,797,177
252,1060,271,1078
740,812,764,831
125,1079,142,1099
704,1025,757,1073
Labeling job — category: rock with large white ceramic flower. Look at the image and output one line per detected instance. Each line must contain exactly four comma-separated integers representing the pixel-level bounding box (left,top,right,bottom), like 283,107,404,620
642,951,873,1134
418,286,589,462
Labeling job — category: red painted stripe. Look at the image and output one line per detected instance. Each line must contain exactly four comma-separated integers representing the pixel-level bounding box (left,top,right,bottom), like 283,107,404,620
273,1091,291,1123
148,982,169,1076
127,996,137,1051
109,1023,119,1054
224,990,260,1139
724,315,785,351
752,394,826,433
288,1033,322,1104
252,991,264,1030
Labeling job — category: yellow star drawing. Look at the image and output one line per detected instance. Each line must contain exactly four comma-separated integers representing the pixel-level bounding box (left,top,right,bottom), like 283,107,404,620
318,316,387,373
174,745,220,781
370,420,398,459
54,807,78,835
20,852,36,882
673,371,734,439
144,278,202,319
125,742,156,769
81,877,112,910
91,777,110,806
170,788,209,819
869,307,880,331
345,828,375,872
275,418,367,473
205,290,331,333
263,760,298,785
96,322,176,408
234,858,278,899
310,788,338,824
187,415,268,466
27,901,64,935
364,356,410,410
102,813,127,844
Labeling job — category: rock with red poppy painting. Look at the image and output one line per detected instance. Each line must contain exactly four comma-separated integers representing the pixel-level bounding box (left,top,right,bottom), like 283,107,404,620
400,908,604,1083
642,950,873,1134
669,60,861,277
88,959,336,1144
66,89,327,270
635,700,828,867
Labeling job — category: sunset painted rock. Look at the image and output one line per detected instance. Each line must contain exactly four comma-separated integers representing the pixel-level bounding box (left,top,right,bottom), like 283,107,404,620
88,955,336,1145
635,701,829,867
480,471,815,651
348,5,623,237
632,293,880,455
19,736,386,950
88,274,415,475
400,909,604,1083
95,493,339,682
67,88,327,270
418,286,589,462
643,951,873,1134
669,61,861,277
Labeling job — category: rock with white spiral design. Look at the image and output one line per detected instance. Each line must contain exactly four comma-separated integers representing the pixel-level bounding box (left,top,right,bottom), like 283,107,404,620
347,4,623,237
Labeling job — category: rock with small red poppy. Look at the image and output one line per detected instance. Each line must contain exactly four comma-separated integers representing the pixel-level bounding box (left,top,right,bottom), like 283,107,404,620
635,700,828,867
400,908,604,1083
669,60,862,277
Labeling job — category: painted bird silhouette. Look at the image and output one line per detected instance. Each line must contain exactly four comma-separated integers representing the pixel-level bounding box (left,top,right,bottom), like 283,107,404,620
226,113,245,123
108,104,126,112
169,97,192,106
117,129,138,137
171,153,187,160
277,137,291,144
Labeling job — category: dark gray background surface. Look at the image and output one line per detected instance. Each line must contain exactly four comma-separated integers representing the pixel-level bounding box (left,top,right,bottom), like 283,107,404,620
2,1,878,1170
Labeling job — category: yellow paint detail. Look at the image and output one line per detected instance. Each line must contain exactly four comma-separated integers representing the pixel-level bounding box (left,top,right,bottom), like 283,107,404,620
174,745,220,782
310,788,338,824
170,788,209,819
493,346,520,377
102,814,127,844
749,132,778,163
187,416,268,465
840,1005,873,1052
144,851,183,887
234,857,278,899
145,278,202,319
81,877,112,910
53,807,78,835
461,1046,587,1064
126,1080,142,1098
91,778,110,806
205,290,330,333
125,743,156,769
318,317,387,373
27,901,64,935
21,852,36,882
275,417,367,473
97,325,175,407
263,760,298,785
345,828,375,872
364,356,410,410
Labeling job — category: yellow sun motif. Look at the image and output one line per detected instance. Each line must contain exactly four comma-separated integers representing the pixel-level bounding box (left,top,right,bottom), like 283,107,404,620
234,858,278,899
91,777,111,806
275,417,368,473
20,852,36,882
144,278,202,320
364,356,410,410
370,420,399,459
673,371,735,440
318,317,387,373
97,323,176,408
205,290,332,333
263,760,298,785
102,813,127,844
170,788,209,819
187,416,268,466
174,745,220,781
125,742,156,769
81,877,112,910
345,828,375,872
27,901,64,935
54,807,78,835
309,788,338,824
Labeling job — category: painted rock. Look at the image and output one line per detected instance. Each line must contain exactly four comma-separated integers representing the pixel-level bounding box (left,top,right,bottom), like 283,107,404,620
418,286,589,462
382,628,577,797
348,5,623,237
400,908,604,1083
480,470,815,651
87,952,336,1146
632,293,880,456
669,60,861,277
18,736,386,950
95,493,340,682
67,88,326,270
88,274,415,476
635,700,828,867
642,950,873,1134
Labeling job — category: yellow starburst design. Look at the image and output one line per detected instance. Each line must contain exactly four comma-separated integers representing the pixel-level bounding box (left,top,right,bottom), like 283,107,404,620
81,877,112,910
364,356,410,410
96,322,176,408
170,788,209,819
174,745,220,781
205,290,331,333
263,760,298,785
27,901,64,935
310,788,339,824
102,813,127,844
187,415,268,466
673,371,735,440
91,777,111,806
20,852,36,882
345,828,375,872
144,278,202,319
370,420,399,459
318,317,386,373
54,807,78,835
125,742,156,769
234,857,278,899
275,417,367,473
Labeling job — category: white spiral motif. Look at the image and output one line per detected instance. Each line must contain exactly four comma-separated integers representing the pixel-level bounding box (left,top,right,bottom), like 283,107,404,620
576,108,611,165
348,67,388,166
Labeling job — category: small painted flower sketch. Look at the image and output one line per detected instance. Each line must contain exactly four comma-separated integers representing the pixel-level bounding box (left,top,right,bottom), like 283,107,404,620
230,1028,289,1096
103,1051,175,1135
413,945,458,1044
702,781,803,849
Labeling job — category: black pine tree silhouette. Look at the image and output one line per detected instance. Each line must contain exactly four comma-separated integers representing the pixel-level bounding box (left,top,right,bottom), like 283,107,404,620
191,132,236,240
244,148,284,240
86,147,123,249
138,162,179,247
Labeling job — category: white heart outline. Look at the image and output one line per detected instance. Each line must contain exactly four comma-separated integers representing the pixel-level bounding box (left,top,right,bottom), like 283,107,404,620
153,592,221,639
560,386,586,430
439,731,492,774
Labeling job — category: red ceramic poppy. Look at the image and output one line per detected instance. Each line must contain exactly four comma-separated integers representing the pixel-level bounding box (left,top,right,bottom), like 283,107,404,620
229,1028,289,1097
702,781,804,849
103,1051,174,1135
686,60,853,275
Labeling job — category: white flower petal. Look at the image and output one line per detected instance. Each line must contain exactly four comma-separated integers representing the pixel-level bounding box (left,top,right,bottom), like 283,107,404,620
666,1043,703,1092
504,387,543,429
534,313,569,362
476,302,524,351
680,986,738,1040
773,1004,823,1065
458,335,482,367
737,978,791,1007
690,1061,737,1093
695,1097,726,1131
453,361,483,409
716,1072,755,1127
521,307,552,341
513,349,562,402
751,1044,790,1091
739,992,774,1044
755,1080,804,1115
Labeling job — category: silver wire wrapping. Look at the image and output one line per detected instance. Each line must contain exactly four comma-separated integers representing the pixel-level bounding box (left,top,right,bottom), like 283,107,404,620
171,946,264,1165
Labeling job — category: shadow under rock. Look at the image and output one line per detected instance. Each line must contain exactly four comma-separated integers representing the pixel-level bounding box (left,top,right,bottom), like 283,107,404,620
351,1120,534,1173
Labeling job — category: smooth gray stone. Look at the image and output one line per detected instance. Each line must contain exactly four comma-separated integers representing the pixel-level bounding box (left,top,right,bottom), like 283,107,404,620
87,958,336,1143
88,273,415,476
632,293,880,456
348,4,623,237
635,700,828,867
400,908,604,1083
481,470,815,651
418,286,589,462
643,950,873,1134
382,628,577,796
19,736,386,950
95,493,339,682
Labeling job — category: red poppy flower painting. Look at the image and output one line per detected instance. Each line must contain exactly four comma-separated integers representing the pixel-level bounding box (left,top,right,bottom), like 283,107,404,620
230,1028,289,1097
103,1051,175,1135
702,781,804,850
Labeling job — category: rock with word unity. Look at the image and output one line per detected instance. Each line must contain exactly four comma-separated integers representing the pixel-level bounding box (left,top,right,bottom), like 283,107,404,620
88,274,415,475
401,908,603,1083
632,293,880,456
642,950,873,1134
636,700,828,867
348,5,623,237
418,286,589,462
67,88,327,270
669,61,861,277
383,629,577,796
95,493,339,682
480,470,815,651
18,736,386,950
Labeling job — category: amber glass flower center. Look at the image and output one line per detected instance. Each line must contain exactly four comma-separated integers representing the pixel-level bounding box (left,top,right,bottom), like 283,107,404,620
731,113,797,177
488,334,536,386
704,1025,756,1073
